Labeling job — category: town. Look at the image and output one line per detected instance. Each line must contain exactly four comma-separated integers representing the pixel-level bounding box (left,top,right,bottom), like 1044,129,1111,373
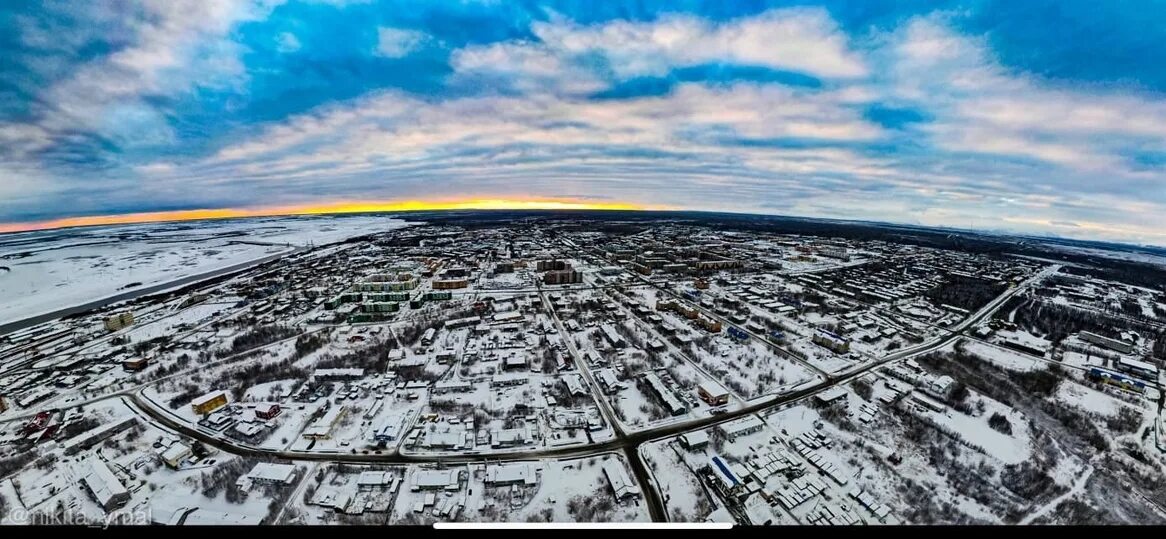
1,213,1164,525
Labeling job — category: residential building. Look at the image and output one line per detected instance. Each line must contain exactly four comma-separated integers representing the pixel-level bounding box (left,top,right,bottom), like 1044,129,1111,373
1081,331,1135,354
103,311,134,332
600,324,625,348
813,330,850,354
484,463,538,486
602,460,640,500
642,372,687,416
411,469,461,491
79,459,130,511
254,403,281,420
191,390,228,415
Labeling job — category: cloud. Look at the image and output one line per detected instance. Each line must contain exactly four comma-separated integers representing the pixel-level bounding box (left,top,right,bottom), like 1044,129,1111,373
375,27,428,58
276,31,301,52
882,15,1166,176
531,8,867,80
2,2,1165,245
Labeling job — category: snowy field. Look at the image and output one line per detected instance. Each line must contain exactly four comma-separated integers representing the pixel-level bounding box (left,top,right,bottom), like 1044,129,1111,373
960,339,1042,372
0,215,412,326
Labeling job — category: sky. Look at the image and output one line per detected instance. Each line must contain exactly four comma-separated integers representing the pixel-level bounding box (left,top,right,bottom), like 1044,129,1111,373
1,1,1165,243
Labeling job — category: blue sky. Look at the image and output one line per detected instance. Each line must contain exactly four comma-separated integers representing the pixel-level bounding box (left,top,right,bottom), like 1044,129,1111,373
2,0,1165,243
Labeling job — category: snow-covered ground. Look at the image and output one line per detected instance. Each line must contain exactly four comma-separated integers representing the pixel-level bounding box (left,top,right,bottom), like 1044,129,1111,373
961,340,1042,372
0,216,411,326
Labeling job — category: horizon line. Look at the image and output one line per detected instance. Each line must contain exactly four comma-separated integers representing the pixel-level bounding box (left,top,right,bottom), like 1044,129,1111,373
0,198,671,234
0,199,1161,251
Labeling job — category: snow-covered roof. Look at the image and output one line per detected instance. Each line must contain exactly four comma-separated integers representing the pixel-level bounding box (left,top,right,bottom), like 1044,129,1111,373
697,380,728,398
412,469,460,489
79,459,128,509
247,462,296,484
190,390,227,407
484,463,538,485
357,470,395,486
601,459,639,499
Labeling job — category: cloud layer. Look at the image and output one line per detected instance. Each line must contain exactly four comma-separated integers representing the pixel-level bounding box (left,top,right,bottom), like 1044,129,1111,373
1,1,1164,243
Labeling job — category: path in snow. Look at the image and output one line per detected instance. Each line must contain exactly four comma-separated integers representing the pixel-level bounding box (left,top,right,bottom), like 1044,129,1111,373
1019,464,1094,525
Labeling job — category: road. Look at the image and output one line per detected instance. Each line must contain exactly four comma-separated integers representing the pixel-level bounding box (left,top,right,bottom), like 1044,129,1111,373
7,244,1057,522
115,260,1039,520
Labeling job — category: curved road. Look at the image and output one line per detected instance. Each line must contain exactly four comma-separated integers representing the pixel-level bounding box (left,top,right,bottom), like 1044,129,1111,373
11,249,1056,522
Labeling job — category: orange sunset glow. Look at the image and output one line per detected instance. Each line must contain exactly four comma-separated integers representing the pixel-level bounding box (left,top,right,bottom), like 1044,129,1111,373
0,198,666,234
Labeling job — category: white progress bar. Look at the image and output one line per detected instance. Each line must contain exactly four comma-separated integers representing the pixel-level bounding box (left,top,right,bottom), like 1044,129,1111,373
435,523,733,530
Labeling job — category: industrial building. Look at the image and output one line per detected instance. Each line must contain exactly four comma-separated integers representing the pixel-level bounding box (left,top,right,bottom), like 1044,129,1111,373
680,430,709,450
303,406,347,439
245,463,297,485
708,455,747,497
1116,357,1159,381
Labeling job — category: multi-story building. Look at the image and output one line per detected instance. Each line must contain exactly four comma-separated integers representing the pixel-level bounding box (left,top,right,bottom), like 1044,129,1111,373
813,330,851,354
698,381,730,406
543,269,581,285
103,311,134,332
122,357,149,371
191,390,228,415
255,403,281,420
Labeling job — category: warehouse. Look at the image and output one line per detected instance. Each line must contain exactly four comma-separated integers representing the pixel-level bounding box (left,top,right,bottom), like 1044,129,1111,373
246,462,297,485
369,413,405,444
303,406,346,439
1116,357,1159,381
